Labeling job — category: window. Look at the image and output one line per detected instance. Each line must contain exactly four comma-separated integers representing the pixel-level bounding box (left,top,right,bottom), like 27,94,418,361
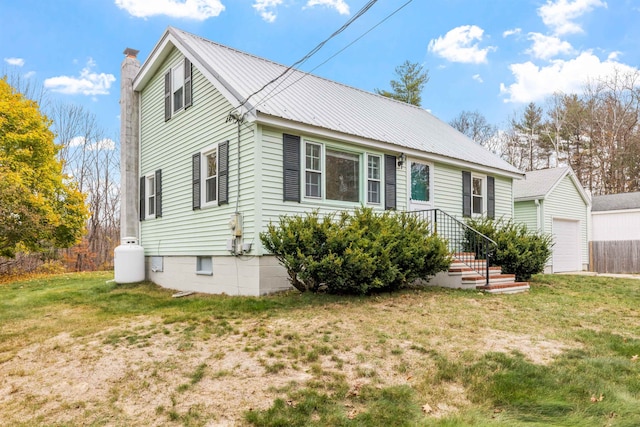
326,149,359,202
192,141,229,210
285,135,394,208
147,175,156,218
164,58,192,121
202,148,218,206
140,170,162,220
305,142,321,198
472,176,484,215
367,155,381,204
172,63,184,112
196,256,212,275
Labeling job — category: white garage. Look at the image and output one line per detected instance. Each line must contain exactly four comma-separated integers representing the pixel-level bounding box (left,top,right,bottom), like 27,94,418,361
552,218,582,272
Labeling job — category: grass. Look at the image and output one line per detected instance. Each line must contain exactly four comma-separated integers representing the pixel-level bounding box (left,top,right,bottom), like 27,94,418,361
1,272,640,426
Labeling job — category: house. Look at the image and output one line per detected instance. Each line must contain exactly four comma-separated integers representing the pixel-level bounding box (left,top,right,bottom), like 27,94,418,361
513,167,591,273
119,27,524,295
590,192,640,273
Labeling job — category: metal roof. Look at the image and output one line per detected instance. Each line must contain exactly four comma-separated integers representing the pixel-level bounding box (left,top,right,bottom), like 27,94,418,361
139,27,523,176
513,167,570,200
592,192,640,211
513,167,591,206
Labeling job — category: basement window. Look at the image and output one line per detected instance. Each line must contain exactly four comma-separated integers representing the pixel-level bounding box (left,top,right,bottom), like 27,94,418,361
196,256,213,276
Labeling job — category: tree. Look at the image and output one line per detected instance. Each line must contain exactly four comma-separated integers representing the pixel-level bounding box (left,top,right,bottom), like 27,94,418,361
375,60,429,106
0,78,87,258
449,110,499,152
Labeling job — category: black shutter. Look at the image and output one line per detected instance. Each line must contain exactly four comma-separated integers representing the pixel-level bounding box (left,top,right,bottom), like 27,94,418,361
155,169,162,218
462,171,471,217
192,153,201,210
164,70,171,121
184,58,193,109
487,176,495,219
283,134,301,202
218,141,229,205
384,155,396,210
139,176,146,221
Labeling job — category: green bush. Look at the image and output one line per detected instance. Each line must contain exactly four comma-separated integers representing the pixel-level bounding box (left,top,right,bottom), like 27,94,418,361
260,207,451,295
464,217,553,282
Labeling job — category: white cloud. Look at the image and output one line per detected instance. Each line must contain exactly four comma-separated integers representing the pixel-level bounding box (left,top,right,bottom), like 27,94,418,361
428,25,496,64
88,138,117,151
253,0,282,22
503,28,521,38
526,33,574,60
472,74,483,83
44,58,116,96
538,0,607,35
500,51,636,103
67,136,116,151
23,71,36,78
69,136,86,147
306,0,350,15
4,57,25,67
114,0,225,20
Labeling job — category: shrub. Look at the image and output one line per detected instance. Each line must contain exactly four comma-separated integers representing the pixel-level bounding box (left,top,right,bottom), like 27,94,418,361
464,217,553,282
260,207,451,295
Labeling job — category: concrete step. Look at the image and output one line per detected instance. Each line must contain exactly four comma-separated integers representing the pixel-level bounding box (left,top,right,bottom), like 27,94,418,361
461,273,516,286
476,282,530,294
448,266,501,276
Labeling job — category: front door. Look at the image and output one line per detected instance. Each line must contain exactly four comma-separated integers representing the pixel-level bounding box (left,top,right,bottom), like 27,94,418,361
408,160,433,211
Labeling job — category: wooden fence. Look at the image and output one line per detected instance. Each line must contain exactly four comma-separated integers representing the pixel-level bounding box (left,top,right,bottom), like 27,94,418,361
590,240,640,274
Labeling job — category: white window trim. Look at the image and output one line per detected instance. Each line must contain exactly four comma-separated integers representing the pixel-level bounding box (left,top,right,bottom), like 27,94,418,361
171,62,185,114
472,173,487,216
145,173,156,220
201,144,219,209
302,139,374,205
367,154,382,205
304,141,322,199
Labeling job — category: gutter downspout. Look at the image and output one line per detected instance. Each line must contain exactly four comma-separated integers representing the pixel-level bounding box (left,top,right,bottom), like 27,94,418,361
535,199,541,231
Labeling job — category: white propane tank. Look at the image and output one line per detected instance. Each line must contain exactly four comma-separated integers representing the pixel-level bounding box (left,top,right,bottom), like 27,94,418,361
114,237,145,283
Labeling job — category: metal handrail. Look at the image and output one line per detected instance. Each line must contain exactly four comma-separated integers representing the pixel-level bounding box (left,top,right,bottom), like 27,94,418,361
408,209,497,286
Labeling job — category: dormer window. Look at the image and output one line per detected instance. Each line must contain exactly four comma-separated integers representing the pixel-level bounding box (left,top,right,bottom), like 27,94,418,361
164,58,193,121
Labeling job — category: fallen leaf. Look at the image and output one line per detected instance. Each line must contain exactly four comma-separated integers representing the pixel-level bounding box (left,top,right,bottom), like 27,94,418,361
422,403,433,414
631,355,638,362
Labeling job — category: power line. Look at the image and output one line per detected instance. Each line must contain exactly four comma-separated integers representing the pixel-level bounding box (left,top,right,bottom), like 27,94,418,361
253,0,414,111
235,0,378,111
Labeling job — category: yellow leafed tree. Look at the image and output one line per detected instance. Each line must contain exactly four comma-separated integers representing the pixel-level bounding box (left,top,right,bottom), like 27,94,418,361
0,77,88,257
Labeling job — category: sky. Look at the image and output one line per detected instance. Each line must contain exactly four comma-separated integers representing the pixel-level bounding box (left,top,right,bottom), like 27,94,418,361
1,0,640,142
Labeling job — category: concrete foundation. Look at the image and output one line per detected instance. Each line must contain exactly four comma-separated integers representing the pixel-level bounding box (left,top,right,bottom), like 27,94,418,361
146,255,291,296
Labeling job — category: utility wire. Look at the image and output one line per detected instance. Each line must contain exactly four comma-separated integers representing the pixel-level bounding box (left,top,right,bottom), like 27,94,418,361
253,0,414,111
235,0,378,111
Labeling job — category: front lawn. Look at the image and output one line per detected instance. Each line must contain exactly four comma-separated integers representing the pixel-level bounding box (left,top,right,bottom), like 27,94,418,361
1,273,639,426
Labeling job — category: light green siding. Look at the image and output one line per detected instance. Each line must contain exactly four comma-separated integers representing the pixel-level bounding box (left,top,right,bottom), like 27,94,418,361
433,163,513,220
514,175,589,267
257,126,408,254
139,48,516,259
139,48,257,256
544,177,589,265
514,200,538,231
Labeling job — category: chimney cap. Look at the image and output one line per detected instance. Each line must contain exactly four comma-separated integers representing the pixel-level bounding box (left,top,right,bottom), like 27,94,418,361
123,48,139,58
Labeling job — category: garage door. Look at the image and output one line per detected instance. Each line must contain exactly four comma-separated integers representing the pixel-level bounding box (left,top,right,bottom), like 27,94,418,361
552,219,582,273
